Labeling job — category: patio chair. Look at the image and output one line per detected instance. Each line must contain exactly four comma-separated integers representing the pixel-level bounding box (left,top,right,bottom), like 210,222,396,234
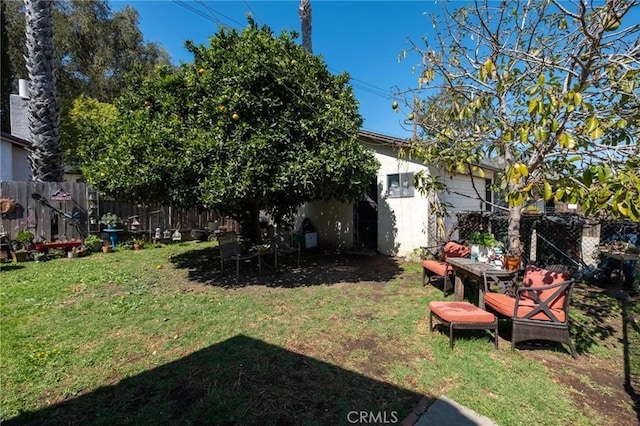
271,231,301,269
483,264,577,358
217,231,261,281
422,241,470,295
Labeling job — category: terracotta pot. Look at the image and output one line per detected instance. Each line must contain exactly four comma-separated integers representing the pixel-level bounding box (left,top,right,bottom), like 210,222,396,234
503,255,520,271
102,245,113,254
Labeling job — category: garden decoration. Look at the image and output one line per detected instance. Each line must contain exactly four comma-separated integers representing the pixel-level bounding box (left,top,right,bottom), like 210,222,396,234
31,193,84,238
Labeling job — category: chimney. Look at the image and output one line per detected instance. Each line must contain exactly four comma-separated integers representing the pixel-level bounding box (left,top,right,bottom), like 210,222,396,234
10,79,30,141
18,79,29,98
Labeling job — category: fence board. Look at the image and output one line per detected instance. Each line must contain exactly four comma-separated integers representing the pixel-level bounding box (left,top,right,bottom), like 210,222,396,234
1,181,236,242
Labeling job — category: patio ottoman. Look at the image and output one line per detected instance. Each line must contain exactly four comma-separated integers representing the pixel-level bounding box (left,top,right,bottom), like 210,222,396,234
429,301,498,349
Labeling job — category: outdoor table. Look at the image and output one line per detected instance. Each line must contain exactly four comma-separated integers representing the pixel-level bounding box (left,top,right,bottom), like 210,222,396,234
446,257,515,305
600,250,639,287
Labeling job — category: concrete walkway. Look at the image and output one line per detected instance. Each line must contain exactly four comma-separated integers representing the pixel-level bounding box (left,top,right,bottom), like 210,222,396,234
402,396,498,426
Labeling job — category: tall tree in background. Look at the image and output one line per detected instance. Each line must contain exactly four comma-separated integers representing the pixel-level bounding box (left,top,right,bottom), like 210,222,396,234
1,1,14,132
299,0,312,53
24,0,63,181
77,18,378,241
400,0,639,258
2,0,170,165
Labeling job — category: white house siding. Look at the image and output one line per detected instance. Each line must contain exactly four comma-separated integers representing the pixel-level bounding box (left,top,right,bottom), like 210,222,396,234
436,171,494,240
293,131,496,258
12,144,31,181
0,140,12,181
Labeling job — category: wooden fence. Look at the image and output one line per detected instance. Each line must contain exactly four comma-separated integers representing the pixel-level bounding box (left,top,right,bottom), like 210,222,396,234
0,181,236,241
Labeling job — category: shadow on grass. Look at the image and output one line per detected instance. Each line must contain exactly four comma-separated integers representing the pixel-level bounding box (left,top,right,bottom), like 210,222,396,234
170,246,404,288
622,300,640,423
6,335,425,425
569,282,622,355
0,263,25,272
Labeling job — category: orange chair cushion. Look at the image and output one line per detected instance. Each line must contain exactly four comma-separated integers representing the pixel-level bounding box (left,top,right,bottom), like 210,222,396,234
442,242,470,260
429,301,495,323
484,293,566,322
422,259,450,276
521,265,570,309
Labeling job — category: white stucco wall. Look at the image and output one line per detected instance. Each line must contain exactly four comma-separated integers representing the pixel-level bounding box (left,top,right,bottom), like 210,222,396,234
296,199,354,249
12,144,31,181
294,136,496,258
0,140,31,181
373,144,431,256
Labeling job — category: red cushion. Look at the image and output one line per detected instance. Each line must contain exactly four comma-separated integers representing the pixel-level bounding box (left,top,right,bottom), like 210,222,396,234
484,293,566,322
422,259,450,276
521,266,570,308
443,242,470,260
429,301,495,323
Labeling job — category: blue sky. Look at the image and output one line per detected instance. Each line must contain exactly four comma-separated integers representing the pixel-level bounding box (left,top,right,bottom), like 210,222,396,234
112,1,440,138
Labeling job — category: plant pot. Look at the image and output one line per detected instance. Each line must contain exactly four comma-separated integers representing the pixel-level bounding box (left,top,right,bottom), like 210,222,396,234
503,256,520,271
102,245,113,254
67,251,75,259
14,251,29,262
133,243,142,251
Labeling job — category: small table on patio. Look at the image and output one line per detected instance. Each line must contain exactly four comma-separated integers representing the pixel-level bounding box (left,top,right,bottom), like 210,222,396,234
446,257,516,306
600,250,639,288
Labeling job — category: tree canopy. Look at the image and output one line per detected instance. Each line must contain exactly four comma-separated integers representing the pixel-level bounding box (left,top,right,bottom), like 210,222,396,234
2,0,170,165
78,18,379,240
399,0,640,255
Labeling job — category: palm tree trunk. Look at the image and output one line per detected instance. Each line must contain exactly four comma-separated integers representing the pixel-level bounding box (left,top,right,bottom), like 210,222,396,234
24,0,63,182
299,0,312,54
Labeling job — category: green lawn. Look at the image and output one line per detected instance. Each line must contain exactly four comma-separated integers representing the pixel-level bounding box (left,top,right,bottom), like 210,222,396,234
1,242,636,425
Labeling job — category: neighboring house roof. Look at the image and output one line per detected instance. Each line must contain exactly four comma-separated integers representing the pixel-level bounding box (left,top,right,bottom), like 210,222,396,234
358,129,502,172
358,129,409,148
0,131,30,149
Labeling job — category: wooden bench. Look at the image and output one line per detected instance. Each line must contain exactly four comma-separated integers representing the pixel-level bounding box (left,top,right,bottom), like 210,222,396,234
422,241,470,295
429,301,498,349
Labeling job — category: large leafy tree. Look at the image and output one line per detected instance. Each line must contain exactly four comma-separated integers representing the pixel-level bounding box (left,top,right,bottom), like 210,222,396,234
78,18,379,241
1,1,13,132
400,0,639,257
2,0,170,165
25,0,63,182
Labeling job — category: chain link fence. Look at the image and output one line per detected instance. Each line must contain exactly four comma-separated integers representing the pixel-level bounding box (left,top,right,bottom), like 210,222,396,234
456,211,639,288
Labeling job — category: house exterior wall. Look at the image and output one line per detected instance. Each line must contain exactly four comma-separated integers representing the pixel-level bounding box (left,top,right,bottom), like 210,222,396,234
0,139,31,181
296,199,354,250
293,133,496,258
436,170,495,240
12,144,31,181
371,143,431,256
0,140,12,181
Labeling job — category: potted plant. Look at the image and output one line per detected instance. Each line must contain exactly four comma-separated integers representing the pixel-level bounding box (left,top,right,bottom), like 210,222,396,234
132,238,145,250
102,241,113,253
84,234,103,252
12,230,35,262
100,212,121,229
468,231,496,261
503,247,522,271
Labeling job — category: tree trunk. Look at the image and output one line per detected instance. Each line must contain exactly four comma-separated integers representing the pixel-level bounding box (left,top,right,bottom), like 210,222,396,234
507,204,523,260
24,0,63,182
299,0,312,54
